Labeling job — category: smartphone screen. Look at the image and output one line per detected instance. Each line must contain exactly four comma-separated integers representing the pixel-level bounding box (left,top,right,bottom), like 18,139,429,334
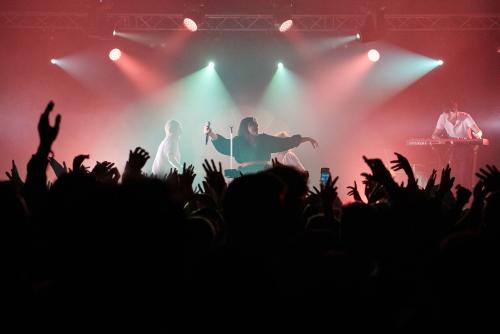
320,167,330,185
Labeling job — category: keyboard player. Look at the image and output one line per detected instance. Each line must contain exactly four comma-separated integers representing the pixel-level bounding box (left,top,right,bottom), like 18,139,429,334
431,101,483,188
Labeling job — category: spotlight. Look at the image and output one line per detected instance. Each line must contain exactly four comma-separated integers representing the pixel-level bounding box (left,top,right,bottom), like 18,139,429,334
277,62,284,69
50,59,57,65
279,20,294,33
356,33,361,40
367,49,380,62
109,48,121,61
437,59,444,66
112,29,117,36
208,61,215,69
273,0,294,32
183,18,198,32
183,1,206,32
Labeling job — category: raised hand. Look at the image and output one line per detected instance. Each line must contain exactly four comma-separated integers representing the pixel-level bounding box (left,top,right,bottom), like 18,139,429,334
92,161,120,183
38,101,61,149
390,152,416,188
312,174,339,210
424,169,437,195
347,181,363,202
179,163,196,197
438,164,455,197
48,157,68,178
476,164,500,193
127,147,150,172
122,147,150,182
363,156,395,187
72,154,90,174
5,160,24,188
202,159,227,201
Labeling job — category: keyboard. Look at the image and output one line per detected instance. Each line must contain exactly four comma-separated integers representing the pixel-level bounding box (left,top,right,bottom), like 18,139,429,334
406,138,490,146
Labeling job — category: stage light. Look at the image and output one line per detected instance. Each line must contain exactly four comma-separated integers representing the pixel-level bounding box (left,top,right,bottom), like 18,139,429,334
437,59,444,66
277,62,284,69
356,33,361,40
183,1,206,32
368,49,380,62
109,48,121,61
183,18,198,32
208,61,215,69
50,59,57,65
274,0,294,32
113,29,117,36
279,19,293,32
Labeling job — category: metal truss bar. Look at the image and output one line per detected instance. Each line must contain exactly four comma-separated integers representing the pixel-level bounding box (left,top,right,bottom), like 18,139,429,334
1,12,499,32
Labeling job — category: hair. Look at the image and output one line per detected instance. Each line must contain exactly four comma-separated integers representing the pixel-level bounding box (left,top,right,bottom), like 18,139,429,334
238,117,257,144
165,120,182,136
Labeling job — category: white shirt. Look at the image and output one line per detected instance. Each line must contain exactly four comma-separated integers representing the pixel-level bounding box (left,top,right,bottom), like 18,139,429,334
435,112,478,139
152,135,180,176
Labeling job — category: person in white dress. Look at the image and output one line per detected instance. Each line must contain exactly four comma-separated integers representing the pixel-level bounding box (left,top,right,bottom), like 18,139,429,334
273,131,306,172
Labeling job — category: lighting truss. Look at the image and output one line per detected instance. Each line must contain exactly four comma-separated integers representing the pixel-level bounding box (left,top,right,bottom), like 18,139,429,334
1,12,499,32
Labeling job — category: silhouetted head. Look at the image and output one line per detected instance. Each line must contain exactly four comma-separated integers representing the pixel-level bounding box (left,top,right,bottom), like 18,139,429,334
165,120,182,137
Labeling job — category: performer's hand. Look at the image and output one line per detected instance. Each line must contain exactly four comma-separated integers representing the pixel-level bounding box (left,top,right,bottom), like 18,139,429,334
301,136,319,148
204,124,217,140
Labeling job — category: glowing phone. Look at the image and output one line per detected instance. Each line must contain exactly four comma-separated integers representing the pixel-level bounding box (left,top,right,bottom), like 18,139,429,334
320,167,330,185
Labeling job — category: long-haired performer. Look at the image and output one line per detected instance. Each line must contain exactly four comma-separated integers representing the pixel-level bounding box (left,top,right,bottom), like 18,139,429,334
204,117,318,174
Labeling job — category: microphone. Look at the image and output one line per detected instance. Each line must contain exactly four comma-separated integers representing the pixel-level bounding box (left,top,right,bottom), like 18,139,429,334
205,121,211,145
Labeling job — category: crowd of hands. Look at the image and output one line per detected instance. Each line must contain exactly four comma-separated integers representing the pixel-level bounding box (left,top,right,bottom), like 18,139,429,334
6,101,500,209
4,101,500,329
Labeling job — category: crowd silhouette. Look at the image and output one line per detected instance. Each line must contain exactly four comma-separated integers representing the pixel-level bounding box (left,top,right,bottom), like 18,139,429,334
2,101,500,329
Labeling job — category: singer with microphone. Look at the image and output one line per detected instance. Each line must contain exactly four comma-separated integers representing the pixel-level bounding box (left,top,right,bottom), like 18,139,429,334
204,117,318,175
152,120,182,176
